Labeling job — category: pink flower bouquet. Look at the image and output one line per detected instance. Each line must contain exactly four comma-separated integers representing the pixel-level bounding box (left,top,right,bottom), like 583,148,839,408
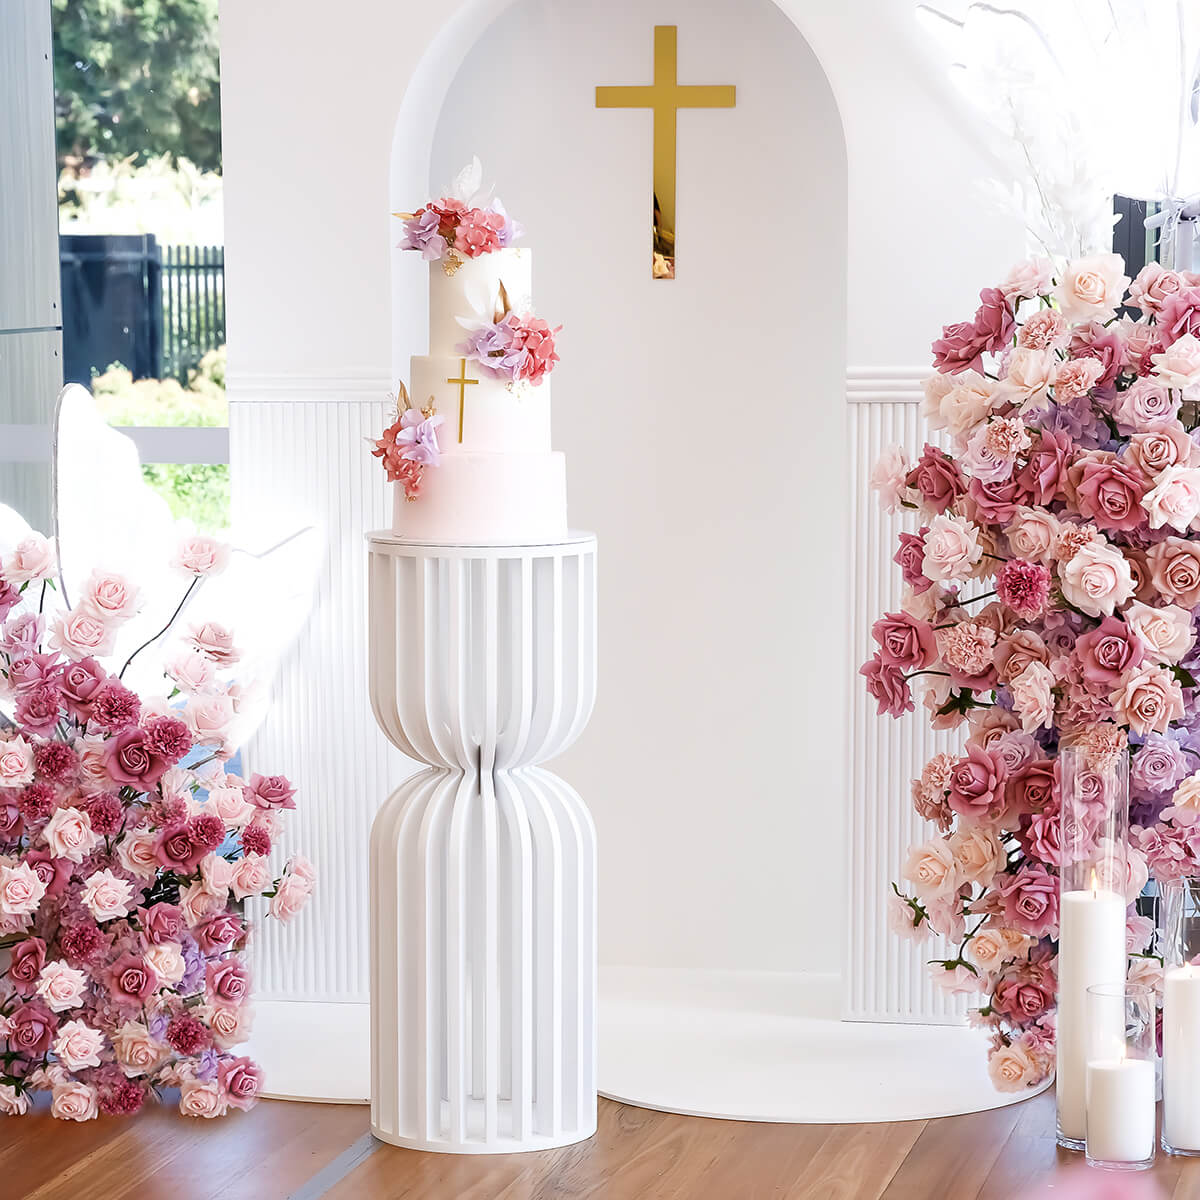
865,253,1200,1091
0,530,313,1119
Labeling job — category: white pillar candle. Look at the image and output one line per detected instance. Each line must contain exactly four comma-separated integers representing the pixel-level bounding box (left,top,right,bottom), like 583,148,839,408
1057,887,1127,1143
1086,1057,1156,1164
1164,964,1200,1151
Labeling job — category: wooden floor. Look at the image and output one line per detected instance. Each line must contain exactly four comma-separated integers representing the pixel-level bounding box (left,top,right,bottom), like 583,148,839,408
7,1089,1200,1200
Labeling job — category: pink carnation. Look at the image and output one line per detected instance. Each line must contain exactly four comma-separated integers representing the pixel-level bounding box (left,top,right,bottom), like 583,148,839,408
996,559,1051,619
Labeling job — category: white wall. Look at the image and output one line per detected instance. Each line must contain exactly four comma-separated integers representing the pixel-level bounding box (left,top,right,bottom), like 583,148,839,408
220,0,1025,1016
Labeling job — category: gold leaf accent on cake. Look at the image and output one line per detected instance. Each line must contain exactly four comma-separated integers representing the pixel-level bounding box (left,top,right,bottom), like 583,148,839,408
422,398,437,419
442,251,464,277
396,380,411,412
493,280,512,324
391,211,415,220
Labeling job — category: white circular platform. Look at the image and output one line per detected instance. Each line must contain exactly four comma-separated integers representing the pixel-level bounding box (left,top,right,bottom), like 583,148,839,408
250,1000,370,1104
598,967,1051,1124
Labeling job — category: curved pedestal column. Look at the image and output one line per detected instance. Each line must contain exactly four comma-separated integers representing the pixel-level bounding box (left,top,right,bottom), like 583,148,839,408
366,532,598,1153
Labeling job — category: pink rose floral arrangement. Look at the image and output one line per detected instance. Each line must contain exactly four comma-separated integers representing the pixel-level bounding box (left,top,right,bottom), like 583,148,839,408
865,252,1200,1093
0,529,313,1120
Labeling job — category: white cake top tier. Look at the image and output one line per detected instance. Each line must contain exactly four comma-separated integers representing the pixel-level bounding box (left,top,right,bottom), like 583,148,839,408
428,247,533,357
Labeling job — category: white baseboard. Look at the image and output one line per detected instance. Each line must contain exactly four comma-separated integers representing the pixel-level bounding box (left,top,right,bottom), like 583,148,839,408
248,1000,370,1104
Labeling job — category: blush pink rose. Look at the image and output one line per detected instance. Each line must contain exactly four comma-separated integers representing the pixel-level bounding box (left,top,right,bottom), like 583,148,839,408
186,621,241,666
1147,538,1200,608
1124,601,1194,664
1128,426,1198,477
52,1019,105,1071
1152,334,1200,387
172,534,231,577
50,1080,98,1121
1142,466,1200,532
80,868,134,922
43,807,101,864
1009,662,1056,734
1111,664,1185,735
230,853,271,900
1129,262,1185,313
1053,254,1129,323
268,874,313,924
78,568,141,621
179,1079,227,1119
3,535,55,584
164,649,217,694
1157,285,1200,347
1059,541,1135,617
0,735,34,788
35,961,88,1012
117,827,161,881
921,513,983,583
49,609,116,661
111,1020,166,1076
0,862,47,916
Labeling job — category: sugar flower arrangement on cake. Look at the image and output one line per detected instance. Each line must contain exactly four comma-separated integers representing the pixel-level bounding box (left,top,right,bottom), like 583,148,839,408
397,157,523,272
372,384,444,502
456,283,561,388
864,252,1200,1093
0,530,313,1120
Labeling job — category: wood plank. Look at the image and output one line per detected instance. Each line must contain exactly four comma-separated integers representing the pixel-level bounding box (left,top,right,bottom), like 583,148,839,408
786,1120,926,1200
881,1101,1026,1200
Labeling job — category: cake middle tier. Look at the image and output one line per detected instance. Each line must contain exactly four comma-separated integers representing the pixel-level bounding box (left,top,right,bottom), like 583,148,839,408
429,247,532,357
411,354,551,454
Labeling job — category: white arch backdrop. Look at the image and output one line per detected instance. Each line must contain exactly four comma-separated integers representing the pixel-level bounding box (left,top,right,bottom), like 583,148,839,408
218,0,1027,1109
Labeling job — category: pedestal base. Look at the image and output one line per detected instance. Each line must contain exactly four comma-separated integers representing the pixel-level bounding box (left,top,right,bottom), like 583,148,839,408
599,967,1052,1123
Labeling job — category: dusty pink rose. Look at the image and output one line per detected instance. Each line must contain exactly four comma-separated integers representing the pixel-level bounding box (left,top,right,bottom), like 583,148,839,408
103,728,169,789
106,952,157,1004
1157,285,1200,347
947,743,1008,819
1075,617,1145,687
1112,377,1181,433
905,445,966,514
997,864,1059,937
1068,454,1148,532
860,654,913,718
1015,429,1073,506
1129,262,1185,313
871,612,937,671
206,958,251,1007
1005,507,1059,563
1128,425,1198,477
218,1055,263,1112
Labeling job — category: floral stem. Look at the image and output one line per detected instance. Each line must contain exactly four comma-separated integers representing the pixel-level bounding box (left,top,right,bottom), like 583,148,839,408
119,578,201,680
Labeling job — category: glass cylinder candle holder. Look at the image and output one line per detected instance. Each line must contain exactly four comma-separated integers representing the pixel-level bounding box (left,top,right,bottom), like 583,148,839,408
1056,744,1130,1150
1085,983,1156,1170
1160,877,1200,1155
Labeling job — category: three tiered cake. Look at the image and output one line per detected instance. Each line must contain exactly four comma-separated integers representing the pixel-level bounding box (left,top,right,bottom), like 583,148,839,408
373,166,568,544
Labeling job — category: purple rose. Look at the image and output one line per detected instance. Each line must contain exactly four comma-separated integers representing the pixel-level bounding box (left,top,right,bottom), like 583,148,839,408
1131,734,1190,796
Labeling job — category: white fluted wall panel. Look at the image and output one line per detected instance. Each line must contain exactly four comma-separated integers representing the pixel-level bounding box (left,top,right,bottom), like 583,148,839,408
231,381,415,1004
845,374,968,1025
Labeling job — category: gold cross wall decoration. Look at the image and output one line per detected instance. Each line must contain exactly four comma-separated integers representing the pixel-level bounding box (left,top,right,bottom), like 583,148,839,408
596,25,736,279
446,357,479,443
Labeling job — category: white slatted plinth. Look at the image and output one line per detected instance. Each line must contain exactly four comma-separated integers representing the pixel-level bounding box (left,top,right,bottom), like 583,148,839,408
367,532,597,1153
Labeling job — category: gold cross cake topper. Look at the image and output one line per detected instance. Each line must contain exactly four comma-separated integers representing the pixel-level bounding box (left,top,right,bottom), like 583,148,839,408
596,25,736,279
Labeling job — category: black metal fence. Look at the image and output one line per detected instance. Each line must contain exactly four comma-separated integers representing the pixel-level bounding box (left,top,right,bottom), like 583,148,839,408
60,234,225,386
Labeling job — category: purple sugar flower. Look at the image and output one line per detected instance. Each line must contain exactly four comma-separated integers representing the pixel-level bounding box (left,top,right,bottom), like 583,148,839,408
490,200,524,248
399,209,446,260
395,407,444,466
459,320,525,382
